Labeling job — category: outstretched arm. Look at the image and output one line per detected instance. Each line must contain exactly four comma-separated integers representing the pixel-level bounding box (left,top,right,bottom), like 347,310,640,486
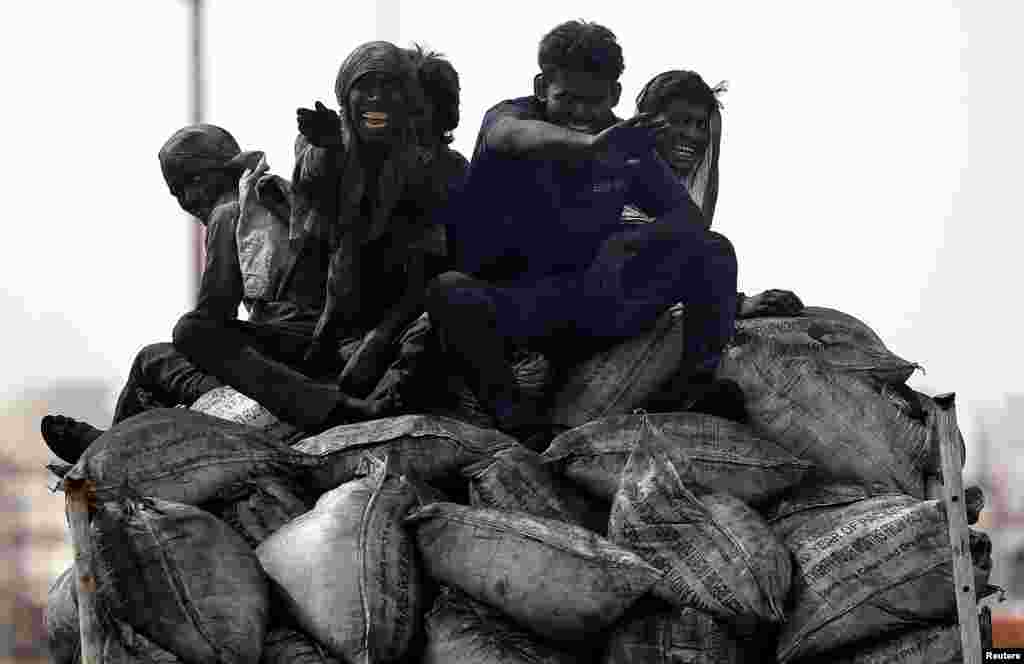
486,116,596,161
486,110,668,163
291,102,346,226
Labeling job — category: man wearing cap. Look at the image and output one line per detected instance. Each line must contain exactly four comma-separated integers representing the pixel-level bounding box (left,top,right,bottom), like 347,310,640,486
39,126,271,461
42,123,388,463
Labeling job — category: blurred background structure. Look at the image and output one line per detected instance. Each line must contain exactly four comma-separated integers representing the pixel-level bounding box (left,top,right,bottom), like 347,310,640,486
2,0,1022,658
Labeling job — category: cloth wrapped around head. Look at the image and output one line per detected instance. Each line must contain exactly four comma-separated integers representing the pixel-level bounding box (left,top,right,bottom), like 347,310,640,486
158,124,261,184
332,41,427,246
292,41,428,247
334,40,425,125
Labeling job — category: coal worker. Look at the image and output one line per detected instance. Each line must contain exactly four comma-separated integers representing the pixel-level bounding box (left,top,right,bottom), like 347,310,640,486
355,44,472,410
168,122,396,433
291,41,458,398
623,69,803,320
40,125,294,463
407,43,470,191
427,20,740,443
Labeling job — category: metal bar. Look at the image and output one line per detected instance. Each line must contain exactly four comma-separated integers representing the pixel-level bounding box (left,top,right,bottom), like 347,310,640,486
934,392,982,664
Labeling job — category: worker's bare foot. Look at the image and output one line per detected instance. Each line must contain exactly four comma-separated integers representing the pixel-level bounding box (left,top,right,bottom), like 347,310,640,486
40,415,104,465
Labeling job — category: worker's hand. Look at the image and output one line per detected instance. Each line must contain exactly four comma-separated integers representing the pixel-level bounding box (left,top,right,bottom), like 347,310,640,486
739,289,805,318
590,112,670,164
297,101,343,149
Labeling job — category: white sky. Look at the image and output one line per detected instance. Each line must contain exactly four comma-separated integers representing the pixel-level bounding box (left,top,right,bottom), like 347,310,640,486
2,1,1021,474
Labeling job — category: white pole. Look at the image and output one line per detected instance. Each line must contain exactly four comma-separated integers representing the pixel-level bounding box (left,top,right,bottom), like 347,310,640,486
189,0,205,302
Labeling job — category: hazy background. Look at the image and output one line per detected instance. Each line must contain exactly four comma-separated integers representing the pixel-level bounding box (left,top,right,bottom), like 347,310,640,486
1,0,1022,656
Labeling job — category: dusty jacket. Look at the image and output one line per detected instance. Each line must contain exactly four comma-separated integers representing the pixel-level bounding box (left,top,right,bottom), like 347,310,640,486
199,152,324,328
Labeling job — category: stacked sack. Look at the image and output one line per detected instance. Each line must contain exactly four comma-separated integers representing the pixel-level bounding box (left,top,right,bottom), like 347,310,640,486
45,304,995,663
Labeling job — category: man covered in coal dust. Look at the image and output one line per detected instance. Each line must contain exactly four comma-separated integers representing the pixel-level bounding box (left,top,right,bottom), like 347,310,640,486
290,41,463,419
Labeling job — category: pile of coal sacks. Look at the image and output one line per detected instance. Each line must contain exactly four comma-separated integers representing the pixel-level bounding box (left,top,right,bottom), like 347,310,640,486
45,305,997,663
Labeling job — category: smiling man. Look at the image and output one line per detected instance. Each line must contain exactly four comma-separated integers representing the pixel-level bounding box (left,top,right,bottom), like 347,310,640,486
43,124,348,462
261,41,460,416
429,21,742,443
623,69,803,319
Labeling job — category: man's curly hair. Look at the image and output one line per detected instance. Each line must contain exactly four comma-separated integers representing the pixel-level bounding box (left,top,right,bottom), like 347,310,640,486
407,43,460,145
538,20,625,81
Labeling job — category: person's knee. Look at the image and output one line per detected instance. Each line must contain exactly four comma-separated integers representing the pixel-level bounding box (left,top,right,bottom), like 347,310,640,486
425,271,486,317
171,312,210,352
427,270,475,293
704,231,738,276
133,342,174,372
706,231,736,257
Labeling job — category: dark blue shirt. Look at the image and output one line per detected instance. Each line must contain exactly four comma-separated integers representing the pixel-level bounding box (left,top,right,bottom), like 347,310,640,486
451,96,688,283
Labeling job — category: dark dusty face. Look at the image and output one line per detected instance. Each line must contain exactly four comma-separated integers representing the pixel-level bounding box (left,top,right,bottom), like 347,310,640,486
537,69,620,135
347,71,410,145
654,97,711,176
166,169,229,222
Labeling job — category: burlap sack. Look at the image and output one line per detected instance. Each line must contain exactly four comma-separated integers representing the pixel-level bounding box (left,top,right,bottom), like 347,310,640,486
776,496,956,662
734,306,919,385
549,305,683,429
190,385,280,428
798,611,991,664
45,567,80,664
602,597,752,664
260,627,342,664
761,482,884,542
293,414,518,492
464,445,598,530
100,620,184,663
715,339,933,497
422,586,579,664
45,570,187,664
211,476,311,548
608,439,791,629
543,412,813,504
62,408,321,505
256,456,422,664
406,502,660,643
92,494,269,664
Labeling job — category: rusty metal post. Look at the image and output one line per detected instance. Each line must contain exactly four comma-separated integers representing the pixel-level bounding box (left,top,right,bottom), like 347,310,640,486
65,477,103,663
